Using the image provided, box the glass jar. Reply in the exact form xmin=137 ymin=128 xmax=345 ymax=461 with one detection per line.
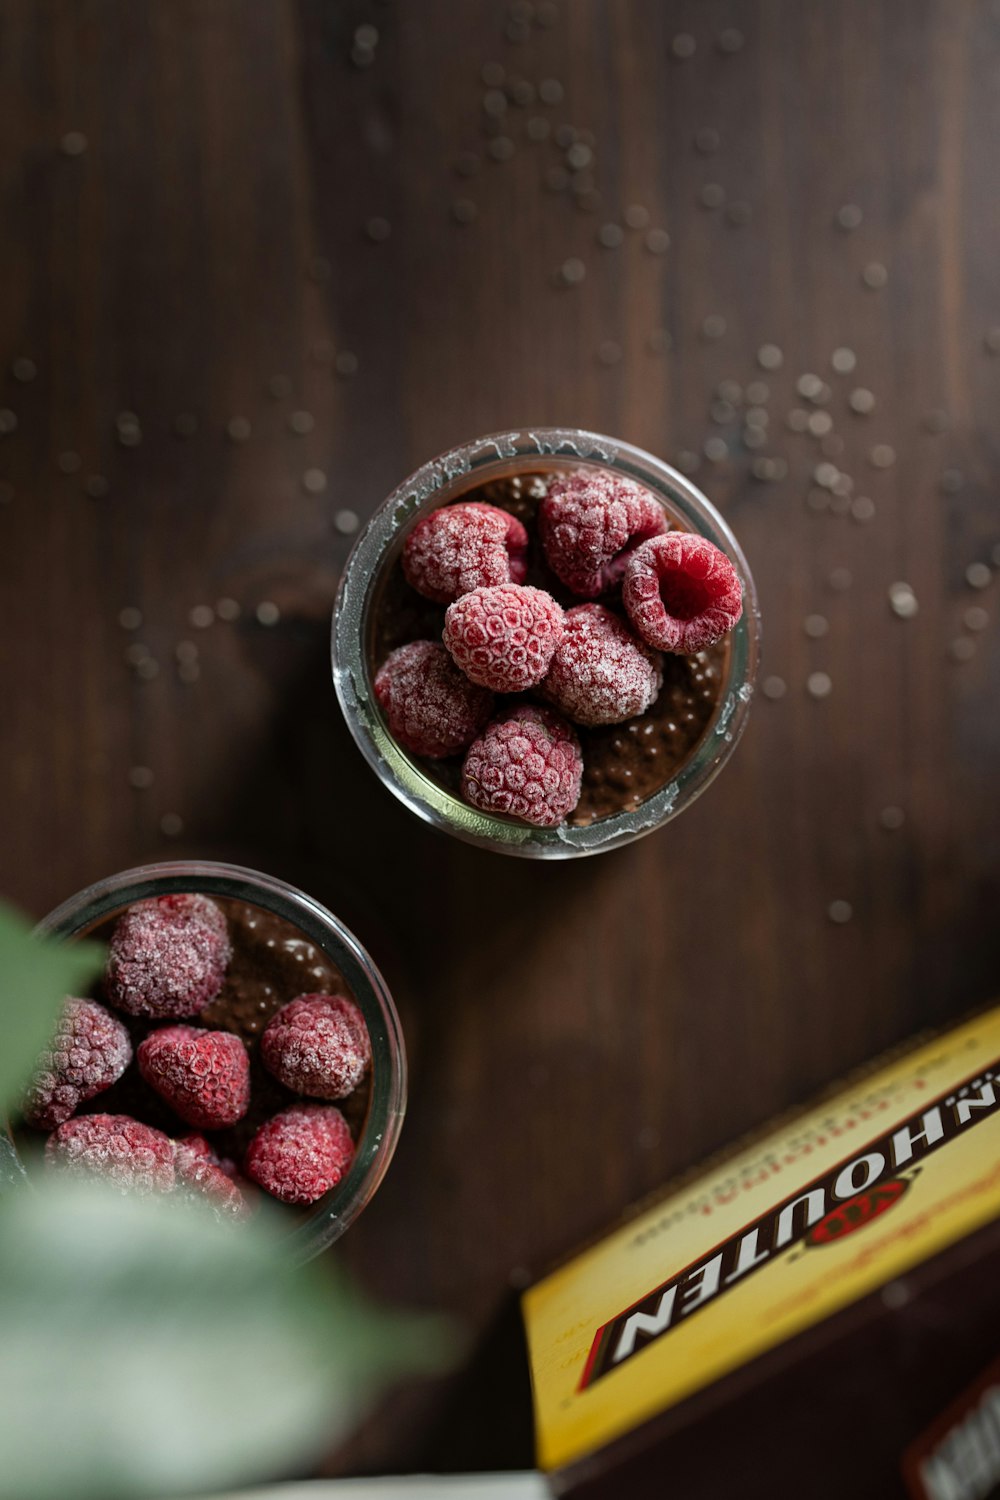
xmin=332 ymin=427 xmax=760 ymax=858
xmin=3 ymin=860 xmax=406 ymax=1260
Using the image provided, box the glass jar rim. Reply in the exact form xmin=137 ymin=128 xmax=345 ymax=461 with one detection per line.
xmin=11 ymin=859 xmax=406 ymax=1259
xmin=332 ymin=427 xmax=760 ymax=858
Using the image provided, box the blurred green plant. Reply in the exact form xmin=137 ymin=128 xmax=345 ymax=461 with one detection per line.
xmin=0 ymin=904 xmax=455 ymax=1500
xmin=0 ymin=903 xmax=104 ymax=1108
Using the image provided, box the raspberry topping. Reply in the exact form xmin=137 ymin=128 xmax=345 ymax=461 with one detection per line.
xmin=175 ymin=1131 xmax=238 ymax=1176
xmin=539 ymin=469 xmax=668 ymax=598
xmin=375 ymin=640 xmax=495 ymax=758
xmin=402 ymin=501 xmax=529 ymax=603
xmin=46 ymin=1113 xmax=176 ymax=1195
xmin=22 ymin=997 xmax=132 ymax=1131
xmin=461 ymin=704 xmax=583 ymax=827
xmin=542 ymin=604 xmax=664 ymax=726
xmin=622 ymin=533 xmax=743 ymax=653
xmin=137 ymin=1025 xmax=250 ymax=1129
xmin=174 ymin=1134 xmax=248 ymax=1219
xmin=105 ymin=894 xmax=232 ymax=1019
xmin=244 ymin=1103 xmax=355 ymax=1206
xmin=261 ymin=994 xmax=371 ymax=1101
xmin=443 ymin=584 xmax=565 ymax=692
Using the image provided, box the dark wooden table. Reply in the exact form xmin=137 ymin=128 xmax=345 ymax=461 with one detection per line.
xmin=2 ymin=0 xmax=998 ymax=1477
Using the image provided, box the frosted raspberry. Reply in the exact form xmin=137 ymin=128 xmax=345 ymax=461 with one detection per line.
xmin=443 ymin=584 xmax=565 ymax=692
xmin=174 ymin=1134 xmax=248 ymax=1219
xmin=105 ymin=894 xmax=232 ymax=1019
xmin=175 ymin=1132 xmax=238 ymax=1177
xmin=137 ymin=1025 xmax=250 ymax=1129
xmin=539 ymin=469 xmax=668 ymax=598
xmin=46 ymin=1113 xmax=176 ymax=1195
xmin=402 ymin=501 xmax=529 ymax=603
xmin=374 ymin=640 xmax=494 ymax=758
xmin=542 ymin=604 xmax=664 ymax=726
xmin=22 ymin=997 xmax=132 ymax=1131
xmin=244 ymin=1103 xmax=355 ymax=1205
xmin=623 ymin=533 xmax=743 ymax=653
xmin=261 ymin=994 xmax=371 ymax=1101
xmin=461 ymin=704 xmax=582 ymax=827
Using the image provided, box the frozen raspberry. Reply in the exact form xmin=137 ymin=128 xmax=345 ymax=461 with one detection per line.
xmin=375 ymin=640 xmax=495 ymax=758
xmin=623 ymin=532 xmax=743 ymax=653
xmin=175 ymin=1132 xmax=238 ymax=1177
xmin=402 ymin=502 xmax=529 ymax=604
xmin=105 ymin=894 xmax=231 ymax=1019
xmin=137 ymin=1025 xmax=250 ymax=1129
xmin=22 ymin=997 xmax=132 ymax=1131
xmin=444 ymin=584 xmax=565 ymax=692
xmin=244 ymin=1103 xmax=355 ymax=1206
xmin=461 ymin=704 xmax=582 ymax=827
xmin=261 ymin=993 xmax=371 ymax=1101
xmin=46 ymin=1113 xmax=176 ymax=1195
xmin=542 ymin=604 xmax=664 ymax=726
xmin=539 ymin=469 xmax=668 ymax=598
xmin=174 ymin=1134 xmax=248 ymax=1219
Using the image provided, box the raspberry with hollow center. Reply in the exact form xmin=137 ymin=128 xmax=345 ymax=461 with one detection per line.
xmin=461 ymin=703 xmax=583 ymax=827
xmin=105 ymin=894 xmax=232 ymax=1019
xmin=623 ymin=533 xmax=743 ymax=653
xmin=443 ymin=584 xmax=565 ymax=692
xmin=402 ymin=501 xmax=529 ymax=603
xmin=374 ymin=640 xmax=494 ymax=758
xmin=542 ymin=604 xmax=664 ymax=726
xmin=22 ymin=997 xmax=132 ymax=1131
xmin=244 ymin=1103 xmax=355 ymax=1205
xmin=137 ymin=1025 xmax=250 ymax=1129
xmin=46 ymin=1113 xmax=176 ymax=1195
xmin=261 ymin=993 xmax=371 ymax=1101
xmin=174 ymin=1134 xmax=248 ymax=1219
xmin=539 ymin=469 xmax=668 ymax=598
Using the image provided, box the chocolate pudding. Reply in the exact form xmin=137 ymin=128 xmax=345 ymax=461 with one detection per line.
xmin=19 ymin=899 xmax=371 ymax=1177
xmin=371 ymin=471 xmax=729 ymax=826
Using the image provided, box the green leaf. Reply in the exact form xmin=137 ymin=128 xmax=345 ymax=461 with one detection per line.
xmin=0 ymin=1178 xmax=457 ymax=1500
xmin=0 ymin=902 xmax=106 ymax=1115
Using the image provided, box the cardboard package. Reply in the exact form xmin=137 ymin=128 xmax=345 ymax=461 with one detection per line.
xmin=524 ymin=1007 xmax=1000 ymax=1499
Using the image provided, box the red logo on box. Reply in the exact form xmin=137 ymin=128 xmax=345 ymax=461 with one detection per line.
xmin=807 ymin=1178 xmax=909 ymax=1247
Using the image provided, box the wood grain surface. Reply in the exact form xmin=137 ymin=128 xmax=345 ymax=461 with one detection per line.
xmin=1 ymin=0 xmax=999 ymax=1476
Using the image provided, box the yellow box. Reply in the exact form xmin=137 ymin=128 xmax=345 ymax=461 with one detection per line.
xmin=523 ymin=1007 xmax=1000 ymax=1497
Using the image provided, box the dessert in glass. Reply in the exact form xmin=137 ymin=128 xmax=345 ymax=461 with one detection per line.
xmin=333 ymin=429 xmax=759 ymax=858
xmin=3 ymin=861 xmax=406 ymax=1259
